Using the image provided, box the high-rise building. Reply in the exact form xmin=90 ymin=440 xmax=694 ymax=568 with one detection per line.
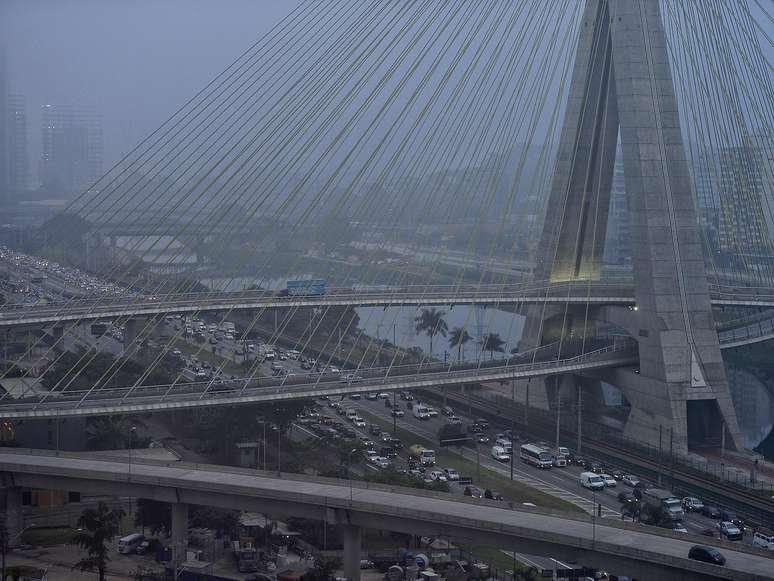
xmin=7 ymin=94 xmax=28 ymax=192
xmin=39 ymin=104 xmax=103 ymax=197
xmin=0 ymin=44 xmax=9 ymax=203
xmin=717 ymin=138 xmax=774 ymax=273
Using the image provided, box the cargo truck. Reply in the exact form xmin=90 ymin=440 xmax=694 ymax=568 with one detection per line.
xmin=640 ymin=488 xmax=684 ymax=525
xmin=409 ymin=444 xmax=436 ymax=466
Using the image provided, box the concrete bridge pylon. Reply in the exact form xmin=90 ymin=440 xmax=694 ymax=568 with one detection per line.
xmin=521 ymin=0 xmax=742 ymax=454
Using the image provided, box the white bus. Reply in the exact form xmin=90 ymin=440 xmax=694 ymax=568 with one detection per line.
xmin=520 ymin=444 xmax=553 ymax=469
xmin=118 ymin=533 xmax=145 ymax=554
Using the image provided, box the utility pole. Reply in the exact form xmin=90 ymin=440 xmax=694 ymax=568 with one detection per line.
xmin=555 ymin=394 xmax=561 ymax=449
xmin=657 ymin=425 xmax=663 ymax=487
xmin=576 ymin=384 xmax=582 ymax=454
xmin=524 ymin=379 xmax=530 ymax=428
xmin=393 ymin=391 xmax=397 ymax=435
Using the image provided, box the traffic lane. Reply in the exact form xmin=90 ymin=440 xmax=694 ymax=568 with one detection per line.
xmin=361 ymin=399 xmax=739 ymax=539
xmin=353 ymin=399 xmax=619 ymax=516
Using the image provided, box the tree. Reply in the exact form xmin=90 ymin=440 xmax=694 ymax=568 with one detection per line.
xmin=85 ymin=416 xmax=131 ymax=451
xmin=73 ymin=502 xmax=126 ymax=581
xmin=482 ymin=333 xmax=505 ymax=360
xmin=305 ymin=556 xmax=342 ymax=581
xmin=135 ymin=499 xmax=171 ymax=536
xmin=414 ymin=308 xmax=448 ymax=356
xmin=448 ymin=327 xmax=472 ymax=362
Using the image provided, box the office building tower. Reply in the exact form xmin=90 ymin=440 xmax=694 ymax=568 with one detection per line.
xmin=39 ymin=104 xmax=103 ymax=197
xmin=7 ymin=94 xmax=28 ymax=192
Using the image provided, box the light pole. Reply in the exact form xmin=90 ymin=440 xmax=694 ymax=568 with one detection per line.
xmin=347 ymin=448 xmax=358 ymax=504
xmin=129 ymin=425 xmax=136 ymax=516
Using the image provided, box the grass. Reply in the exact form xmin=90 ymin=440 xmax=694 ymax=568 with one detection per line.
xmin=22 ymin=527 xmax=77 ymax=547
xmin=357 ymin=409 xmax=583 ymax=513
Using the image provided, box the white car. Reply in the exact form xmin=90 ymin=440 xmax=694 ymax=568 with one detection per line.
xmin=353 ymin=418 xmax=366 ymax=428
xmin=622 ymin=474 xmax=640 ymax=487
xmin=600 ymin=474 xmax=617 ymax=487
xmin=682 ymin=497 xmax=704 ymax=512
xmin=718 ymin=521 xmax=742 ymax=541
xmin=444 ymin=468 xmax=460 ymax=481
xmin=427 ymin=469 xmax=447 ymax=482
xmin=330 ymin=366 xmax=341 ymax=374
xmin=427 ymin=408 xmax=439 ymax=418
xmin=377 ymin=392 xmax=390 ymax=399
xmin=340 ymin=373 xmax=362 ymax=384
xmin=370 ymin=456 xmax=390 ymax=469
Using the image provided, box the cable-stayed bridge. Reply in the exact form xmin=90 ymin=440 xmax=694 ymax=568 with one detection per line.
xmin=1 ymin=0 xmax=772 ymax=462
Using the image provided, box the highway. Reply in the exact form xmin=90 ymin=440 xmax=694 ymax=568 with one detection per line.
xmin=0 ymin=450 xmax=771 ymax=580
xmin=0 ymin=340 xmax=637 ymax=418
xmin=3 ymin=281 xmax=774 ymax=329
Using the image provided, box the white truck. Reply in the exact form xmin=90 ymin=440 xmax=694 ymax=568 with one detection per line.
xmin=413 ymin=403 xmax=431 ymax=420
xmin=409 ymin=444 xmax=436 ymax=466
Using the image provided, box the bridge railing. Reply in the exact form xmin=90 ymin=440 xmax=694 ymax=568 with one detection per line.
xmin=0 ymin=339 xmax=637 ymax=413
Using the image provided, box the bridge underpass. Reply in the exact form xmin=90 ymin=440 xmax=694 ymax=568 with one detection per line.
xmin=0 ymin=450 xmax=771 ymax=581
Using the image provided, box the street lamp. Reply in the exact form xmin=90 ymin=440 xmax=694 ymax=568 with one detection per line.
xmin=347 ymin=448 xmax=358 ymax=504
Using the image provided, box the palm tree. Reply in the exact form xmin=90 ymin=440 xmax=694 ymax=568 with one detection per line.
xmin=482 ymin=332 xmax=505 ymax=360
xmin=414 ymin=308 xmax=448 ymax=356
xmin=85 ymin=416 xmax=130 ymax=451
xmin=448 ymin=327 xmax=472 ymax=362
xmin=73 ymin=502 xmax=126 ymax=581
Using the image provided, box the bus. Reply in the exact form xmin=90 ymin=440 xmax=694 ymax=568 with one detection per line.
xmin=520 ymin=444 xmax=553 ymax=469
xmin=118 ymin=533 xmax=145 ymax=554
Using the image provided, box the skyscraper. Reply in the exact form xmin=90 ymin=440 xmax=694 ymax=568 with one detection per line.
xmin=7 ymin=94 xmax=28 ymax=192
xmin=0 ymin=44 xmax=9 ymax=204
xmin=39 ymin=104 xmax=103 ymax=197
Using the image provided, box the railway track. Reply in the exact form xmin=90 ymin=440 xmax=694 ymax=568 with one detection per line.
xmin=421 ymin=389 xmax=774 ymax=529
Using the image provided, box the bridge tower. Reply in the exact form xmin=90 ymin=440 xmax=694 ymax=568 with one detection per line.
xmin=523 ymin=0 xmax=743 ymax=454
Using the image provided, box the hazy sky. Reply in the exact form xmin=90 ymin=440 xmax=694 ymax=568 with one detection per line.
xmin=1 ymin=0 xmax=300 ymax=170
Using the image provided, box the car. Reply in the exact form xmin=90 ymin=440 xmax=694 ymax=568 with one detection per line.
xmin=448 ymin=415 xmax=463 ymax=425
xmin=473 ymin=418 xmax=489 ymax=429
xmin=391 ymin=409 xmax=404 ymax=418
xmin=444 ymin=468 xmax=460 ymax=481
xmin=353 ymin=418 xmax=366 ymax=428
xmin=617 ymin=492 xmax=636 ymax=505
xmin=348 ymin=393 xmax=361 ymax=399
xmin=611 ymin=469 xmax=625 ymax=481
xmin=427 ymin=470 xmax=447 ymax=482
xmin=469 ymin=424 xmax=484 ymax=434
xmin=381 ymin=432 xmax=392 ymax=442
xmin=341 ymin=373 xmax=363 ymax=384
xmin=570 ymin=455 xmax=586 ymax=466
xmin=701 ymin=504 xmax=722 ymax=519
xmin=366 ymin=393 xmax=378 ymax=400
xmin=622 ymin=474 xmax=641 ymax=487
xmin=688 ymin=545 xmax=726 ymax=566
xmin=719 ymin=510 xmax=745 ymax=532
xmin=476 ymin=435 xmax=490 ymax=444
xmin=427 ymin=408 xmax=438 ymax=418
xmin=442 ymin=406 xmax=454 ymax=416
xmin=718 ymin=521 xmax=743 ymax=541
xmin=600 ymin=474 xmax=617 ymax=487
xmin=484 ymin=489 xmax=504 ymax=501
xmin=682 ymin=497 xmax=704 ymax=512
xmin=464 ymin=485 xmax=482 ymax=498
xmin=377 ymin=392 xmax=390 ymax=399
xmin=752 ymin=531 xmax=774 ymax=550
xmin=330 ymin=366 xmax=341 ymax=374
xmin=370 ymin=456 xmax=390 ymax=469
xmin=669 ymin=522 xmax=688 ymax=534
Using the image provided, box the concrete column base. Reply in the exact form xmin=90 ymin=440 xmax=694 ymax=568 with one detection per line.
xmin=3 ymin=487 xmax=23 ymax=547
xmin=341 ymin=524 xmax=362 ymax=581
xmin=170 ymin=502 xmax=188 ymax=564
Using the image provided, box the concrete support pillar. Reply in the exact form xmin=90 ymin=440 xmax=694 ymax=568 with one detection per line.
xmin=123 ymin=319 xmax=140 ymax=349
xmin=170 ymin=503 xmax=188 ymax=564
xmin=341 ymin=524 xmax=362 ymax=581
xmin=3 ymin=487 xmax=23 ymax=547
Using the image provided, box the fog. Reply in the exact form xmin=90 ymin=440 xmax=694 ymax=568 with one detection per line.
xmin=1 ymin=0 xmax=300 ymax=168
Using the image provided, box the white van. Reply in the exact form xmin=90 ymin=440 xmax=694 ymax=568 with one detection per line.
xmin=753 ymin=531 xmax=774 ymax=550
xmin=413 ymin=404 xmax=430 ymax=420
xmin=345 ymin=409 xmax=358 ymax=421
xmin=491 ymin=445 xmax=511 ymax=462
xmin=118 ymin=533 xmax=145 ymax=554
xmin=579 ymin=472 xmax=605 ymax=491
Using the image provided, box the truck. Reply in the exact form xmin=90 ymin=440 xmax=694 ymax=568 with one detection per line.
xmin=409 ymin=444 xmax=436 ymax=466
xmin=232 ymin=537 xmax=258 ymax=573
xmin=412 ymin=403 xmax=431 ymax=420
xmin=285 ymin=279 xmax=326 ymax=296
xmin=640 ymin=488 xmax=684 ymax=525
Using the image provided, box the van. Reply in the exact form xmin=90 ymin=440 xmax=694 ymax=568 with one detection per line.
xmin=579 ymin=472 xmax=605 ymax=491
xmin=491 ymin=445 xmax=511 ymax=462
xmin=495 ymin=437 xmax=513 ymax=453
xmin=345 ymin=409 xmax=358 ymax=421
xmin=118 ymin=533 xmax=145 ymax=554
xmin=753 ymin=531 xmax=774 ymax=550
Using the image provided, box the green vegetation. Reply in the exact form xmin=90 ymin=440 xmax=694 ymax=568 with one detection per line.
xmin=358 ymin=410 xmax=582 ymax=513
xmin=73 ymin=502 xmax=126 ymax=581
xmin=415 ymin=308 xmax=448 ymax=355
xmin=449 ymin=327 xmax=472 ymax=361
xmin=21 ymin=526 xmax=77 ymax=547
xmin=40 ymin=348 xmax=182 ymax=392
xmin=365 ymin=466 xmax=450 ymax=492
